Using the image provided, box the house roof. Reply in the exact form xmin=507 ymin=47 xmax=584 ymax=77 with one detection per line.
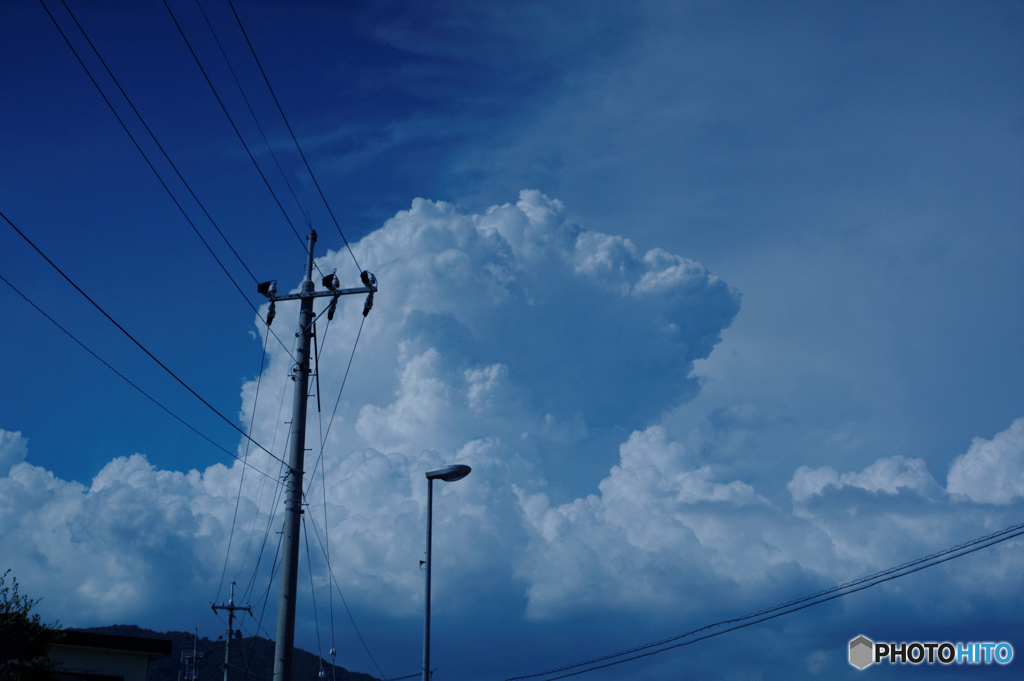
xmin=54 ymin=631 xmax=172 ymax=660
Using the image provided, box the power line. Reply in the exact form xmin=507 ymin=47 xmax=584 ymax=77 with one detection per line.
xmin=238 ymin=459 xmax=287 ymax=610
xmin=52 ymin=0 xmax=259 ymax=286
xmin=40 ymin=0 xmax=298 ymax=365
xmin=507 ymin=521 xmax=1024 ymax=680
xmin=239 ymin=463 xmax=286 ymax=607
xmin=298 ymin=314 xmax=367 ymax=681
xmin=193 ymin=0 xmax=305 ymax=221
xmin=242 ymin=517 xmax=287 ymax=680
xmin=236 ymin=361 xmax=296 ymax=605
xmin=304 ymin=315 xmax=365 ymax=498
xmin=161 ymin=0 xmax=318 ymax=264
xmin=302 ymin=514 xmax=326 ymax=678
xmin=216 ymin=326 xmax=274 ymax=605
xmin=1 ymin=208 xmax=293 ymax=474
xmin=225 ymin=0 xmax=362 ymax=274
xmin=0 ymin=270 xmax=278 ymax=484
xmin=316 ymin=318 xmax=342 ymax=681
xmin=304 ymin=510 xmax=390 ymax=681
xmin=308 ymin=316 xmax=340 ymax=681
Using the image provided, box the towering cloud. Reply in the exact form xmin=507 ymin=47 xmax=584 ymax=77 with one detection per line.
xmin=947 ymin=417 xmax=1024 ymax=505
xmin=278 ymin=189 xmax=741 ymax=478
xmin=0 ymin=193 xmax=1019 ymax=679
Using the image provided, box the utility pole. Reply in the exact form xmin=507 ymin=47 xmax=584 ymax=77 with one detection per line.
xmin=212 ymin=582 xmax=252 ymax=681
xmin=260 ymin=230 xmax=376 ymax=681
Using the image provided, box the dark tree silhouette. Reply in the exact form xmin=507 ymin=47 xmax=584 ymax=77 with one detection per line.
xmin=0 ymin=570 xmax=62 ymax=681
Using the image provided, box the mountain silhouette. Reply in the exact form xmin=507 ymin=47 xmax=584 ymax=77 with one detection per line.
xmin=71 ymin=625 xmax=382 ymax=681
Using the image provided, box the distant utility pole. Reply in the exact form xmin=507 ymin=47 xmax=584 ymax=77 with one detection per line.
xmin=212 ymin=582 xmax=252 ymax=681
xmin=259 ymin=230 xmax=376 ymax=681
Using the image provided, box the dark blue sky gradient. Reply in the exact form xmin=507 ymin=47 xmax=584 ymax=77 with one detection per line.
xmin=1 ymin=1 xmax=1022 ymax=679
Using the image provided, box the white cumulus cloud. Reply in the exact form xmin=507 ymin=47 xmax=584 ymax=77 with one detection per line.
xmin=299 ymin=189 xmax=741 ymax=476
xmin=788 ymin=455 xmax=943 ymax=505
xmin=947 ymin=417 xmax=1024 ymax=504
xmin=0 ymin=429 xmax=28 ymax=476
xmin=1 ymin=192 xmax=1019 ymax=678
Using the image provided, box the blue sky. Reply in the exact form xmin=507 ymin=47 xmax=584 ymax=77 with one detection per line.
xmin=1 ymin=1 xmax=1022 ymax=679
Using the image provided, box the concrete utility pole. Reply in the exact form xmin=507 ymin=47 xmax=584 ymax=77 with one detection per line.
xmin=261 ymin=231 xmax=376 ymax=681
xmin=212 ymin=582 xmax=252 ymax=681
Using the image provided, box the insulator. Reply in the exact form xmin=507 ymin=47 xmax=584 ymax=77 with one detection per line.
xmin=267 ymin=301 xmax=276 ymax=327
xmin=322 ymin=271 xmax=340 ymax=291
xmin=362 ymin=291 xmax=374 ymax=317
xmin=327 ymin=297 xmax=338 ymax=321
xmin=319 ymin=671 xmax=325 ymax=679
xmin=330 ymin=648 xmax=336 ymax=658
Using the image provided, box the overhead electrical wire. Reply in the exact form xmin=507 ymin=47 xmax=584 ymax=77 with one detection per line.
xmin=238 ymin=466 xmax=286 ymax=609
xmin=40 ymin=0 xmax=298 ymax=365
xmin=45 ymin=7 xmax=376 ymax=677
xmin=225 ymin=0 xmax=362 ymax=274
xmin=237 ymin=476 xmax=287 ymax=619
xmin=292 ymin=309 xmax=367 ymax=678
xmin=506 ymin=521 xmax=1024 ymax=680
xmin=302 ymin=514 xmax=327 ymax=679
xmin=230 ymin=295 xmax=364 ymax=673
xmin=235 ymin=396 xmax=291 ymax=602
xmin=234 ymin=333 xmax=307 ymax=614
xmin=23 ymin=10 xmax=1016 ymax=681
xmin=215 ymin=326 xmax=273 ymax=606
xmin=304 ymin=317 xmax=364 ymax=497
xmin=242 ymin=519 xmax=287 ymax=679
xmin=35 ymin=6 xmax=370 ymax=676
xmin=50 ymin=0 xmax=258 ymax=287
xmin=300 ymin=313 xmax=368 ymax=681
xmin=246 ymin=524 xmax=287 ymax=642
xmin=236 ymin=360 xmax=296 ymax=605
xmin=193 ymin=0 xmax=305 ymax=221
xmin=308 ymin=319 xmax=340 ymax=681
xmin=0 ymin=269 xmax=276 ymax=484
xmin=1 ymin=209 xmax=293 ymax=474
xmin=161 ymin=0 xmax=320 ymax=266
xmin=309 ymin=319 xmax=337 ymax=681
xmin=304 ymin=510 xmax=390 ymax=681
xmin=211 ymin=609 xmax=255 ymax=653
xmin=304 ymin=315 xmax=366 ymax=498
xmin=306 ymin=303 xmax=343 ymax=668
xmin=324 ymin=439 xmax=338 ymax=681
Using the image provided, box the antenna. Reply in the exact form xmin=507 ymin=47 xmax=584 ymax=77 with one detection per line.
xmin=180 ymin=629 xmax=203 ymax=681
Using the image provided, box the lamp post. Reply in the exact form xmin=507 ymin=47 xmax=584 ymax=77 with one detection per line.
xmin=422 ymin=464 xmax=471 ymax=681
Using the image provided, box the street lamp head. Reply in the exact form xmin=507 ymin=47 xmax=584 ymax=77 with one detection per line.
xmin=425 ymin=464 xmax=471 ymax=482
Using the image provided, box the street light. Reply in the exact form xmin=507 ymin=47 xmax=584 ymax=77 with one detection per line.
xmin=422 ymin=464 xmax=471 ymax=681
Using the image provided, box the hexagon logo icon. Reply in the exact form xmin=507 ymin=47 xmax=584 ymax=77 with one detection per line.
xmin=849 ymin=635 xmax=874 ymax=669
